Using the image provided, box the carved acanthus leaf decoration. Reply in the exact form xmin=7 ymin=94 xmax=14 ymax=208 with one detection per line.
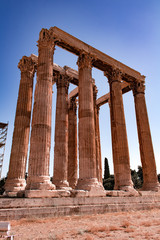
xmin=18 ymin=56 xmax=36 ymax=73
xmin=69 ymin=97 xmax=77 ymax=113
xmin=93 ymin=84 xmax=98 ymax=102
xmin=131 ymin=81 xmax=145 ymax=96
xmin=77 ymin=52 xmax=94 ymax=69
xmin=55 ymin=73 xmax=69 ymax=93
xmin=38 ymin=28 xmax=55 ymax=51
xmin=104 ymin=67 xmax=122 ymax=84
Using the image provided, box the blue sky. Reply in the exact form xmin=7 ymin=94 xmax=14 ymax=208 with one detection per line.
xmin=0 ymin=0 xmax=160 ymax=177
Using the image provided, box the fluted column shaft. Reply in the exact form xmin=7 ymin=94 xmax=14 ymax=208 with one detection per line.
xmin=26 ymin=29 xmax=55 ymax=190
xmin=68 ymin=97 xmax=78 ymax=189
xmin=77 ymin=53 xmax=100 ymax=190
xmin=93 ymin=85 xmax=102 ymax=183
xmin=96 ymin=107 xmax=102 ymax=182
xmin=132 ymin=81 xmax=159 ymax=190
xmin=105 ymin=68 xmax=133 ymax=190
xmin=53 ymin=74 xmax=70 ymax=189
xmin=5 ymin=56 xmax=36 ymax=194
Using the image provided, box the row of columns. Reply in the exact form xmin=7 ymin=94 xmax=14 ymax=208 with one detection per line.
xmin=105 ymin=68 xmax=159 ymax=190
xmin=5 ymin=53 xmax=104 ymax=195
xmin=5 ymin=29 xmax=159 ymax=196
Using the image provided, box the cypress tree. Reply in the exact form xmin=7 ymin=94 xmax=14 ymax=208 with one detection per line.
xmin=104 ymin=157 xmax=110 ymax=179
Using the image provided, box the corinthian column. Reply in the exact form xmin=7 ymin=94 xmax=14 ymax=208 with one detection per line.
xmin=68 ymin=97 xmax=78 ymax=189
xmin=132 ymin=80 xmax=159 ymax=191
xmin=93 ymin=85 xmax=102 ymax=183
xmin=26 ymin=29 xmax=55 ymax=191
xmin=76 ymin=52 xmax=104 ymax=193
xmin=53 ymin=74 xmax=70 ymax=190
xmin=105 ymin=67 xmax=134 ymax=191
xmin=5 ymin=56 xmax=36 ymax=196
xmin=97 ymin=107 xmax=102 ymax=183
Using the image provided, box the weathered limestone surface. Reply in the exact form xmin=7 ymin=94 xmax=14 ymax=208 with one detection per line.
xmin=68 ymin=97 xmax=78 ymax=189
xmin=1 ymin=194 xmax=160 ymax=220
xmin=26 ymin=29 xmax=55 ymax=191
xmin=52 ymin=74 xmax=70 ymax=189
xmin=96 ymin=82 xmax=130 ymax=107
xmin=132 ymin=81 xmax=159 ymax=191
xmin=31 ymin=54 xmax=79 ymax=86
xmin=5 ymin=56 xmax=36 ymax=195
xmin=25 ymin=189 xmax=71 ymax=198
xmin=96 ymin=107 xmax=102 ymax=183
xmin=68 ymin=86 xmax=78 ymax=99
xmin=105 ymin=67 xmax=134 ymax=191
xmin=76 ymin=53 xmax=104 ymax=194
xmin=49 ymin=27 xmax=143 ymax=80
xmin=93 ymin=85 xmax=102 ymax=183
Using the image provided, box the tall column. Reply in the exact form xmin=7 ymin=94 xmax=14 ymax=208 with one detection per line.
xmin=68 ymin=97 xmax=78 ymax=189
xmin=5 ymin=56 xmax=36 ymax=195
xmin=53 ymin=74 xmax=70 ymax=189
xmin=105 ymin=67 xmax=134 ymax=191
xmin=96 ymin=106 xmax=103 ymax=183
xmin=132 ymin=80 xmax=159 ymax=191
xmin=93 ymin=85 xmax=102 ymax=183
xmin=26 ymin=29 xmax=55 ymax=191
xmin=76 ymin=52 xmax=104 ymax=192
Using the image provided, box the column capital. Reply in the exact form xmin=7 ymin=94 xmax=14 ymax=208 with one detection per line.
xmin=55 ymin=73 xmax=69 ymax=92
xmin=104 ymin=67 xmax=122 ymax=84
xmin=131 ymin=81 xmax=145 ymax=96
xmin=96 ymin=105 xmax=100 ymax=116
xmin=18 ymin=56 xmax=36 ymax=74
xmin=93 ymin=84 xmax=98 ymax=102
xmin=69 ymin=97 xmax=77 ymax=113
xmin=38 ymin=28 xmax=55 ymax=52
xmin=77 ymin=52 xmax=93 ymax=70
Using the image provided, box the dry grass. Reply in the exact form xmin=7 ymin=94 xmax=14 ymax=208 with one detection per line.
xmin=124 ymin=228 xmax=135 ymax=233
xmin=108 ymin=225 xmax=122 ymax=231
xmin=85 ymin=236 xmax=94 ymax=240
xmin=11 ymin=217 xmax=58 ymax=227
xmin=120 ymin=220 xmax=131 ymax=228
xmin=140 ymin=220 xmax=153 ymax=227
xmin=86 ymin=225 xmax=109 ymax=233
xmin=10 ymin=208 xmax=160 ymax=240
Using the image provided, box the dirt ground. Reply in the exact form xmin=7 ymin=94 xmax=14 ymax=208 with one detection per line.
xmin=9 ymin=208 xmax=160 ymax=239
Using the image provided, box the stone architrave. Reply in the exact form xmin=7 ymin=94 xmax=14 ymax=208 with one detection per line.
xmin=132 ymin=80 xmax=159 ymax=190
xmin=5 ymin=56 xmax=36 ymax=196
xmin=93 ymin=85 xmax=102 ymax=183
xmin=53 ymin=74 xmax=70 ymax=189
xmin=105 ymin=67 xmax=134 ymax=191
xmin=26 ymin=29 xmax=55 ymax=191
xmin=76 ymin=52 xmax=104 ymax=193
xmin=68 ymin=97 xmax=78 ymax=189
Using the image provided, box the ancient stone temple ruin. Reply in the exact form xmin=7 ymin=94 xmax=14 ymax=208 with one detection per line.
xmin=5 ymin=27 xmax=159 ymax=198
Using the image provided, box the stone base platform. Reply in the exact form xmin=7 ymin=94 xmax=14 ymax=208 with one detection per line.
xmin=1 ymin=192 xmax=160 ymax=220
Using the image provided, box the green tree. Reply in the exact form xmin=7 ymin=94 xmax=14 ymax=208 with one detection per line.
xmin=103 ymin=175 xmax=115 ymax=190
xmin=0 ymin=177 xmax=7 ymax=195
xmin=157 ymin=174 xmax=160 ymax=183
xmin=104 ymin=157 xmax=110 ymax=179
xmin=103 ymin=158 xmax=114 ymax=190
xmin=131 ymin=169 xmax=143 ymax=189
xmin=137 ymin=166 xmax=143 ymax=183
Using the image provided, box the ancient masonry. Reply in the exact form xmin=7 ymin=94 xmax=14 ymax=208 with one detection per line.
xmin=5 ymin=27 xmax=159 ymax=198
